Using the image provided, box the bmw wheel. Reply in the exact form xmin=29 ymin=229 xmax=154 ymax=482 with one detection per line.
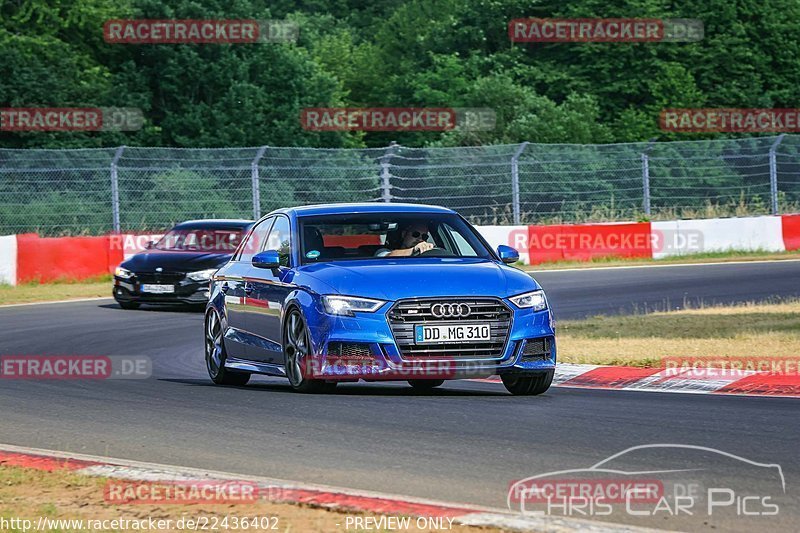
xmin=501 ymin=370 xmax=553 ymax=396
xmin=284 ymin=309 xmax=336 ymax=393
xmin=205 ymin=309 xmax=250 ymax=386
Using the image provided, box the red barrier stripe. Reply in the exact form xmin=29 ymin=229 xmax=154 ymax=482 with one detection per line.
xmin=16 ymin=233 xmax=118 ymax=283
xmin=0 ymin=451 xmax=99 ymax=471
xmin=716 ymin=374 xmax=800 ymax=397
xmin=780 ymin=214 xmax=800 ymax=251
xmin=275 ymin=489 xmax=476 ymax=518
xmin=561 ymin=366 xmax=663 ymax=388
xmin=527 ymin=222 xmax=652 ymax=264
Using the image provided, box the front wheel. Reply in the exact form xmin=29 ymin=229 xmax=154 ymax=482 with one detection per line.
xmin=118 ymin=301 xmax=140 ymax=310
xmin=205 ymin=309 xmax=250 ymax=386
xmin=284 ymin=309 xmax=336 ymax=393
xmin=501 ymin=370 xmax=553 ymax=396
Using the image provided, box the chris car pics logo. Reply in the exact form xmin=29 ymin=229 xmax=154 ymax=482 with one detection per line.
xmin=508 ymin=444 xmax=785 ymax=519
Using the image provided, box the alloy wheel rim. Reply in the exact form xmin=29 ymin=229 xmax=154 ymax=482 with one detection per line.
xmin=286 ymin=312 xmax=308 ymax=386
xmin=205 ymin=311 xmax=223 ymax=377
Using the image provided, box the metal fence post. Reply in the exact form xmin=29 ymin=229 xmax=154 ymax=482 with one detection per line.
xmin=511 ymin=142 xmax=529 ymax=225
xmin=251 ymin=146 xmax=268 ymax=220
xmin=380 ymin=142 xmax=397 ymax=202
xmin=110 ymin=146 xmax=126 ymax=233
xmin=641 ymin=139 xmax=657 ymax=217
xmin=769 ymin=134 xmax=786 ymax=215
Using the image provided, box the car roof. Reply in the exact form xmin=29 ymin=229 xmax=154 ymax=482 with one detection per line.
xmin=171 ymin=219 xmax=254 ymax=230
xmin=274 ymin=203 xmax=455 ymax=217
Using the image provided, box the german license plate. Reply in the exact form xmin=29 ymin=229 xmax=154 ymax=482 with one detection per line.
xmin=140 ymin=284 xmax=174 ymax=294
xmin=414 ymin=324 xmax=491 ymax=344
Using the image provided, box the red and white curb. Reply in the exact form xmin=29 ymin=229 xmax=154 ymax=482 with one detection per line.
xmin=0 ymin=443 xmax=661 ymax=533
xmin=477 ymin=363 xmax=800 ymax=397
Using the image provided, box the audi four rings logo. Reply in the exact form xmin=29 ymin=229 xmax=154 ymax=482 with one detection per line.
xmin=431 ymin=303 xmax=471 ymax=318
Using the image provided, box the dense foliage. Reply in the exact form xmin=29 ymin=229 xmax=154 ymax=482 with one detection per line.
xmin=3 ymin=0 xmax=800 ymax=149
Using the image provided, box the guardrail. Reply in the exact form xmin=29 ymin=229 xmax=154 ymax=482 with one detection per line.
xmin=3 ymin=215 xmax=799 ymax=285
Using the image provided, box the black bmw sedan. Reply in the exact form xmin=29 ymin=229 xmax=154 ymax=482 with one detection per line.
xmin=113 ymin=219 xmax=253 ymax=309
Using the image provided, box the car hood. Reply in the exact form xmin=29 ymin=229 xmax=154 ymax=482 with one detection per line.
xmin=297 ymin=258 xmax=539 ymax=300
xmin=121 ymin=250 xmax=232 ymax=273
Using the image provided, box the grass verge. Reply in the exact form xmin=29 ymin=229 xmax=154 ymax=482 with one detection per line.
xmin=0 ymin=465 xmax=495 ymax=533
xmin=0 ymin=276 xmax=111 ymax=305
xmin=557 ymin=299 xmax=800 ymax=366
xmin=521 ymin=250 xmax=800 ymax=271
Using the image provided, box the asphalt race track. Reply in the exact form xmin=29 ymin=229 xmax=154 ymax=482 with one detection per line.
xmin=1 ymin=260 xmax=799 ymax=531
xmin=535 ymin=259 xmax=800 ymax=319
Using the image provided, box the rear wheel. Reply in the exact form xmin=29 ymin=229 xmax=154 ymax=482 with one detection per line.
xmin=408 ymin=379 xmax=445 ymax=390
xmin=205 ymin=309 xmax=250 ymax=386
xmin=501 ymin=370 xmax=553 ymax=396
xmin=284 ymin=309 xmax=336 ymax=393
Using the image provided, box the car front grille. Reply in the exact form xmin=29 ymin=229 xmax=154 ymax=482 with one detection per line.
xmin=135 ymin=272 xmax=186 ymax=284
xmin=387 ymin=298 xmax=512 ymax=360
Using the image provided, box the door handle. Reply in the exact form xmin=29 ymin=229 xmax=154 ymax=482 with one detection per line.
xmin=220 ymin=282 xmax=229 ymax=293
xmin=244 ymin=283 xmax=254 ymax=295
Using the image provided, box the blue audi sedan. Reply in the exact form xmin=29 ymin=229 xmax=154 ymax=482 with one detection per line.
xmin=204 ymin=203 xmax=556 ymax=395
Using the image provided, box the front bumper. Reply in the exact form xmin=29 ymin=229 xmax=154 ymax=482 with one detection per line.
xmin=113 ymin=276 xmax=211 ymax=305
xmin=304 ymin=300 xmax=556 ymax=381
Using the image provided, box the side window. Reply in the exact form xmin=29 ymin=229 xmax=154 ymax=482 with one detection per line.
xmin=238 ymin=217 xmax=274 ymax=262
xmin=441 ymin=223 xmax=478 ymax=256
xmin=265 ymin=216 xmax=292 ymax=266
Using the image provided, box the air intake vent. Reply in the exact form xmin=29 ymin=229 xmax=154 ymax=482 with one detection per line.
xmin=521 ymin=337 xmax=551 ymax=361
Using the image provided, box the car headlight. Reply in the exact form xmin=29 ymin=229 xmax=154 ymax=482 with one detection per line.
xmin=509 ymin=290 xmax=548 ymax=311
xmin=115 ymin=266 xmax=134 ymax=280
xmin=186 ymin=268 xmax=218 ymax=281
xmin=322 ymin=295 xmax=385 ymax=316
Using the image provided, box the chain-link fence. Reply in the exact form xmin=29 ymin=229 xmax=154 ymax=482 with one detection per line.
xmin=2 ymin=136 xmax=799 ymax=235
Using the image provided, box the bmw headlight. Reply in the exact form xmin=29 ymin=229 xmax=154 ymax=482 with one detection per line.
xmin=187 ymin=268 xmax=218 ymax=282
xmin=509 ymin=290 xmax=548 ymax=311
xmin=322 ymin=295 xmax=385 ymax=317
xmin=114 ymin=266 xmax=134 ymax=280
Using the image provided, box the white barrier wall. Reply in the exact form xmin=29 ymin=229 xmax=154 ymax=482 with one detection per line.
xmin=652 ymin=216 xmax=786 ymax=259
xmin=475 ymin=225 xmax=529 ymax=264
xmin=0 ymin=235 xmax=17 ymax=286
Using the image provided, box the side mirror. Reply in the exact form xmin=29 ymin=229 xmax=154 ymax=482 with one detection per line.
xmin=252 ymin=250 xmax=281 ymax=269
xmin=144 ymin=240 xmax=155 ymax=250
xmin=497 ymin=245 xmax=519 ymax=264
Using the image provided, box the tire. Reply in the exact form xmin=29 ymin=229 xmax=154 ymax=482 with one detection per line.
xmin=284 ymin=308 xmax=336 ymax=393
xmin=205 ymin=309 xmax=250 ymax=386
xmin=408 ymin=379 xmax=445 ymax=390
xmin=501 ymin=370 xmax=553 ymax=396
xmin=118 ymin=301 xmax=140 ymax=310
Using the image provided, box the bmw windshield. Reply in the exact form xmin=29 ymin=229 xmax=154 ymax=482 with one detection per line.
xmin=153 ymin=228 xmax=245 ymax=252
xmin=299 ymin=213 xmax=493 ymax=263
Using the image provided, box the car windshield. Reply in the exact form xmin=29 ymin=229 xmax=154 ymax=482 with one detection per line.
xmin=299 ymin=213 xmax=492 ymax=263
xmin=154 ymin=228 xmax=245 ymax=252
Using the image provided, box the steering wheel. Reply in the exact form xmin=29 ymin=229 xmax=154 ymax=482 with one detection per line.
xmin=417 ymin=247 xmax=456 ymax=257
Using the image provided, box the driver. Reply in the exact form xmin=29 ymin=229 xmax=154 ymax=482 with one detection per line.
xmin=375 ymin=222 xmax=435 ymax=257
